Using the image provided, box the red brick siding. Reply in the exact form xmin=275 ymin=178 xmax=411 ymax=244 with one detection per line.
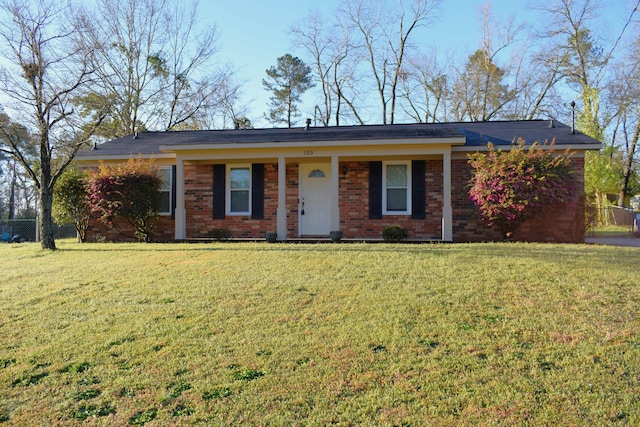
xmin=185 ymin=163 xmax=278 ymax=238
xmin=86 ymin=155 xmax=586 ymax=243
xmin=81 ymin=163 xmax=176 ymax=242
xmin=286 ymin=163 xmax=299 ymax=236
xmin=185 ymin=163 xmax=213 ymax=236
xmin=512 ymin=158 xmax=585 ymax=242
xmin=338 ymin=161 xmax=443 ymax=240
xmin=86 ymin=216 xmax=175 ymax=242
xmin=451 ymin=158 xmax=504 ymax=242
xmin=451 ymin=157 xmax=586 ymax=243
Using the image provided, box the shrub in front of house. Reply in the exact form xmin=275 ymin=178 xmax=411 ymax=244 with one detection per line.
xmin=53 ymin=166 xmax=91 ymax=243
xmin=206 ymin=228 xmax=232 ymax=241
xmin=87 ymin=158 xmax=162 ymax=243
xmin=468 ymin=140 xmax=575 ymax=240
xmin=382 ymin=225 xmax=409 ymax=242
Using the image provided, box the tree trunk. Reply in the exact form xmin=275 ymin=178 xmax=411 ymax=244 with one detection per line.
xmin=39 ymin=136 xmax=56 ymax=250
xmin=287 ymin=90 xmax=293 ymax=128
xmin=8 ymin=160 xmax=17 ymax=219
xmin=39 ymin=185 xmax=56 ymax=250
xmin=617 ymin=121 xmax=639 ymax=207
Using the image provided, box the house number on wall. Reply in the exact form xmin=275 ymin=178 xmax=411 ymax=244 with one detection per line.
xmin=304 ymin=150 xmax=314 ymax=156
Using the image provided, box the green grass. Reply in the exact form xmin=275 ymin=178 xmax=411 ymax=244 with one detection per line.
xmin=0 ymin=240 xmax=639 ymax=426
xmin=588 ymin=224 xmax=635 ymax=237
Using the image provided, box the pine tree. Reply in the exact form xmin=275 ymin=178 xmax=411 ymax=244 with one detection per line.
xmin=262 ymin=54 xmax=314 ymax=128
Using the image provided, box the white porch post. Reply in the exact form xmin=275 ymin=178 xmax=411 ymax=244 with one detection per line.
xmin=331 ymin=155 xmax=341 ymax=231
xmin=442 ymin=151 xmax=453 ymax=241
xmin=277 ymin=156 xmax=287 ymax=241
xmin=174 ymin=158 xmax=186 ymax=240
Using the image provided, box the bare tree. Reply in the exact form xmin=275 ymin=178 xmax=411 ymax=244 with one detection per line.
xmin=79 ymin=0 xmax=168 ymax=137
xmin=0 ymin=0 xmax=103 ymax=249
xmin=534 ymin=0 xmax=608 ymax=138
xmin=398 ymin=50 xmax=449 ymax=123
xmin=0 ymin=114 xmax=36 ymax=219
xmin=293 ymin=0 xmax=441 ymax=125
xmin=507 ymin=46 xmax=565 ymax=120
xmin=292 ymin=12 xmax=334 ymax=126
xmin=149 ymin=1 xmax=232 ymax=131
xmin=607 ymin=34 xmax=640 ymax=206
xmin=292 ymin=10 xmax=365 ymax=126
xmin=79 ymin=0 xmax=236 ymax=137
xmin=534 ymin=0 xmax=640 ymax=210
xmin=449 ymin=4 xmax=521 ymax=122
xmin=0 ymin=157 xmax=37 ymax=219
xmin=342 ymin=0 xmax=440 ymax=124
xmin=184 ymin=72 xmax=251 ymax=130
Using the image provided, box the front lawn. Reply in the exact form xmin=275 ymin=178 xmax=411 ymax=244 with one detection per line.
xmin=0 ymin=241 xmax=638 ymax=426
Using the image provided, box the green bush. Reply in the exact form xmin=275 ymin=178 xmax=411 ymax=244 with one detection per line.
xmin=382 ymin=225 xmax=408 ymax=242
xmin=207 ymin=228 xmax=232 ymax=241
xmin=53 ymin=166 xmax=91 ymax=243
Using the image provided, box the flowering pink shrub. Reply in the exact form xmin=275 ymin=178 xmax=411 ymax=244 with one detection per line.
xmin=468 ymin=139 xmax=575 ymax=239
xmin=87 ymin=159 xmax=162 ymax=242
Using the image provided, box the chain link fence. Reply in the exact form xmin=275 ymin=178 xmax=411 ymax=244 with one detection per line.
xmin=0 ymin=219 xmax=76 ymax=242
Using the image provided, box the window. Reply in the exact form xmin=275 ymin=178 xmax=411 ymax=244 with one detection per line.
xmin=227 ymin=165 xmax=251 ymax=215
xmin=383 ymin=162 xmax=411 ymax=214
xmin=159 ymin=167 xmax=172 ymax=215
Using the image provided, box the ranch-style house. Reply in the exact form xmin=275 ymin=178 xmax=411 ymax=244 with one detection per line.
xmin=75 ymin=120 xmax=601 ymax=243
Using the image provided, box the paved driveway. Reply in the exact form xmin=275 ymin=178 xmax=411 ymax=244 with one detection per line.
xmin=585 ymin=236 xmax=640 ymax=247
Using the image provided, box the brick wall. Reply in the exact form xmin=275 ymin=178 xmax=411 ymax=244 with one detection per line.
xmin=185 ymin=163 xmax=278 ymax=238
xmin=185 ymin=160 xmax=446 ymax=240
xmin=451 ymin=157 xmax=586 ymax=243
xmin=86 ymin=155 xmax=587 ymax=243
xmin=511 ymin=158 xmax=585 ymax=243
xmin=82 ymin=164 xmax=176 ymax=242
xmin=338 ymin=161 xmax=443 ymax=240
xmin=286 ymin=163 xmax=299 ymax=237
xmin=86 ymin=216 xmax=175 ymax=242
xmin=451 ymin=158 xmax=504 ymax=242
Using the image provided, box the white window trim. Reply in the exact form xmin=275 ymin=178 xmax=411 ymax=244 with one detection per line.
xmin=226 ymin=164 xmax=252 ymax=216
xmin=382 ymin=161 xmax=412 ymax=215
xmin=159 ymin=166 xmax=172 ymax=216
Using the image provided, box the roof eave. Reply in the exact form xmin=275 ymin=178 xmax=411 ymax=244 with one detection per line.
xmin=451 ymin=142 xmax=602 ymax=152
xmin=75 ymin=153 xmax=175 ymax=162
xmin=159 ymin=137 xmax=467 ymax=153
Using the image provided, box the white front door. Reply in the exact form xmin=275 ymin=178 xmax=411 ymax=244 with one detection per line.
xmin=299 ymin=164 xmax=332 ymax=236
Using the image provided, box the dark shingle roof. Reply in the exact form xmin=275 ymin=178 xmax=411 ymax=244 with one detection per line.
xmin=75 ymin=120 xmax=600 ymax=160
xmin=447 ymin=120 xmax=593 ymax=147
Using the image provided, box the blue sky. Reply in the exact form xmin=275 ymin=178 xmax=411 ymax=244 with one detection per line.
xmin=202 ymin=0 xmax=636 ymax=126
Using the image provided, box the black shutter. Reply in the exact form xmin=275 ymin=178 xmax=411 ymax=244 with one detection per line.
xmin=171 ymin=165 xmax=177 ymax=219
xmin=212 ymin=164 xmax=225 ymax=219
xmin=411 ymin=160 xmax=426 ymax=220
xmin=251 ymin=163 xmax=264 ymax=219
xmin=369 ymin=161 xmax=382 ymax=219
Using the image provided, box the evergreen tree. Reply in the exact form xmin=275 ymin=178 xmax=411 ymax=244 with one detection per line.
xmin=262 ymin=54 xmax=314 ymax=128
xmin=452 ymin=49 xmax=513 ymax=121
xmin=52 ymin=167 xmax=91 ymax=243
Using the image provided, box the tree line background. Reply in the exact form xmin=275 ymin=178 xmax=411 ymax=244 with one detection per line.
xmin=0 ymin=0 xmax=638 ymax=248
